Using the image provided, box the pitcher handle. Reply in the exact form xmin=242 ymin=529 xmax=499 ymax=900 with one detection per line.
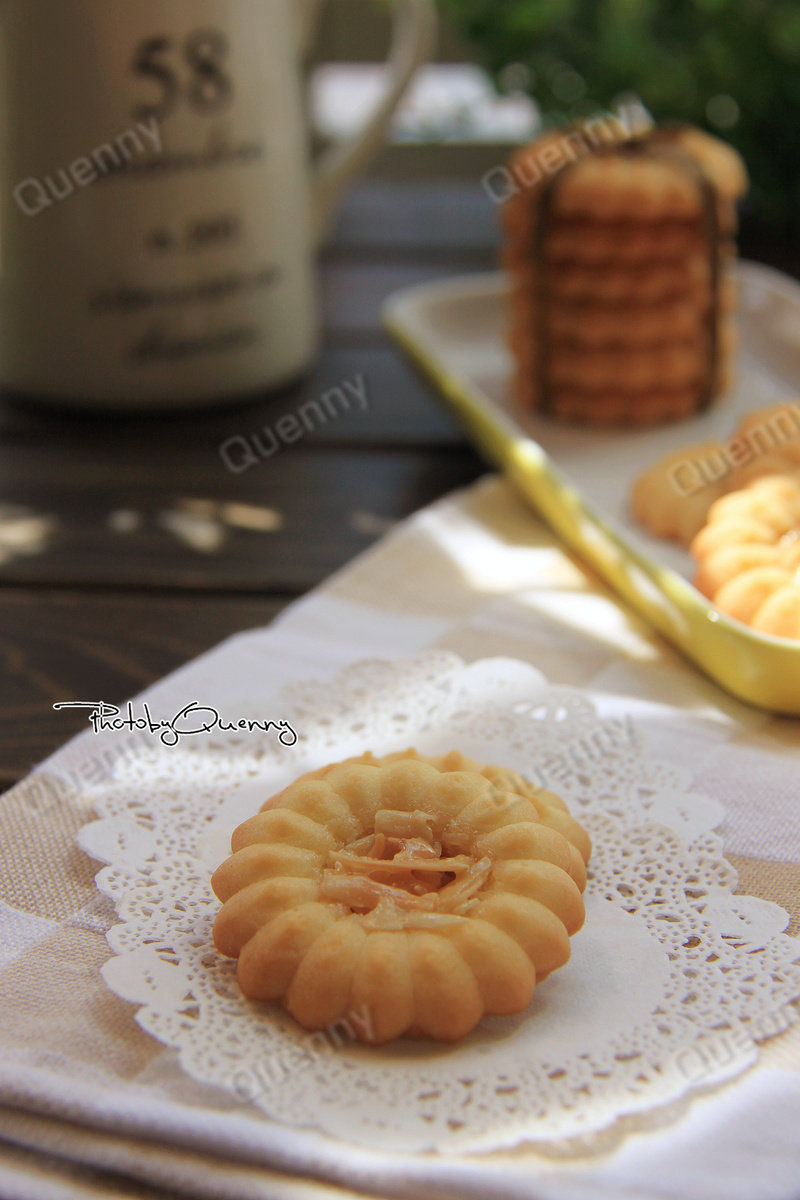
xmin=309 ymin=0 xmax=437 ymax=246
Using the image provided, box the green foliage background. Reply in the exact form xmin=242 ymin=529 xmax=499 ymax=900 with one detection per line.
xmin=440 ymin=0 xmax=800 ymax=228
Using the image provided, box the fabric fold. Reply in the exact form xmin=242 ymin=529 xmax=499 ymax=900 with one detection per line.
xmin=1 ymin=476 xmax=798 ymax=1200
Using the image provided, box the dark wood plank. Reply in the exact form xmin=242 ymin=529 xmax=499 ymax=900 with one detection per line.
xmin=0 ymin=590 xmax=291 ymax=786
xmin=326 ymin=180 xmax=500 ymax=256
xmin=0 ymin=349 xmax=466 ymax=445
xmin=320 ymin=261 xmax=494 ymax=336
xmin=0 ymin=444 xmax=486 ymax=592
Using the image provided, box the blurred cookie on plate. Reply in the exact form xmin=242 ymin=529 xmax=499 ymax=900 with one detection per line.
xmin=503 ymin=122 xmax=748 ymax=427
xmin=631 ymin=400 xmax=800 ymax=543
xmin=691 ymin=474 xmax=800 ymax=638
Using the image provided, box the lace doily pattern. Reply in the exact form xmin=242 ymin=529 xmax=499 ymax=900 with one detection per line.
xmin=78 ymin=654 xmax=800 ymax=1153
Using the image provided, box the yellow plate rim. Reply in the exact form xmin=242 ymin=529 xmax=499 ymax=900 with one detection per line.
xmin=383 ymin=276 xmax=800 ymax=718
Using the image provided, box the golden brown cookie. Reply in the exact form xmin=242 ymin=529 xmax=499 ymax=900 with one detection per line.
xmin=504 ymin=212 xmax=739 ymax=265
xmin=503 ymin=124 xmax=745 ymax=216
xmin=509 ymin=251 xmax=732 ymax=306
xmin=543 ymin=219 xmax=723 ymax=265
xmin=505 ymin=125 xmax=746 ymax=222
xmin=504 ymin=204 xmax=740 ymax=268
xmin=631 ymin=401 xmax=800 ymax=543
xmin=726 ymin=403 xmax=800 ymax=487
xmin=515 ymin=377 xmax=731 ymax=428
xmin=691 ymin=475 xmax=800 ymax=638
xmin=510 ymin=323 xmax=736 ymax=392
xmin=631 ymin=440 xmax=732 ymax=541
xmin=524 ymin=283 xmax=738 ymax=348
xmin=503 ymin=123 xmax=747 ymax=426
xmin=212 ymin=749 xmax=591 ymax=1045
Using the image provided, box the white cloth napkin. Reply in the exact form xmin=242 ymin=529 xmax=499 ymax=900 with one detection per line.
xmin=1 ymin=475 xmax=798 ymax=1200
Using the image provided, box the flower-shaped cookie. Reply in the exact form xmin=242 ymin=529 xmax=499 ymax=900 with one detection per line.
xmin=692 ymin=474 xmax=800 ymax=637
xmin=631 ymin=401 xmax=800 ymax=544
xmin=212 ymin=750 xmax=591 ymax=1044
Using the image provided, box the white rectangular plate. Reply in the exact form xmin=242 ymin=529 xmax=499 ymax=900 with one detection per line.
xmin=384 ymin=262 xmax=800 ymax=715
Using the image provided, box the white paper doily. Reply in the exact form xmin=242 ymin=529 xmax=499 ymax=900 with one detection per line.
xmin=77 ymin=654 xmax=800 ymax=1153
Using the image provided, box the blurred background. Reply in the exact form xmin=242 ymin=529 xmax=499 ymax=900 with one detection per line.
xmin=312 ymin=0 xmax=800 ymax=261
xmin=3 ymin=0 xmax=799 ymax=781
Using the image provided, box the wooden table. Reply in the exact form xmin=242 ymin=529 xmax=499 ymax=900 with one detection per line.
xmin=0 ymin=180 xmax=496 ymax=790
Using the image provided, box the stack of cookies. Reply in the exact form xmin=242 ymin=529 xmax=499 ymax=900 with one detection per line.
xmin=503 ymin=123 xmax=748 ymax=426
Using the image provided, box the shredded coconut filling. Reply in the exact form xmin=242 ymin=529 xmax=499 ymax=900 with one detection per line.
xmin=319 ymin=807 xmax=493 ymax=925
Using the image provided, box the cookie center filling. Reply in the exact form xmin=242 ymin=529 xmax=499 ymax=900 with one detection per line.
xmin=319 ymin=808 xmax=491 ymax=927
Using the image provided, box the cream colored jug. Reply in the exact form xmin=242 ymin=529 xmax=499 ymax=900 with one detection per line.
xmin=0 ymin=0 xmax=436 ymax=408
